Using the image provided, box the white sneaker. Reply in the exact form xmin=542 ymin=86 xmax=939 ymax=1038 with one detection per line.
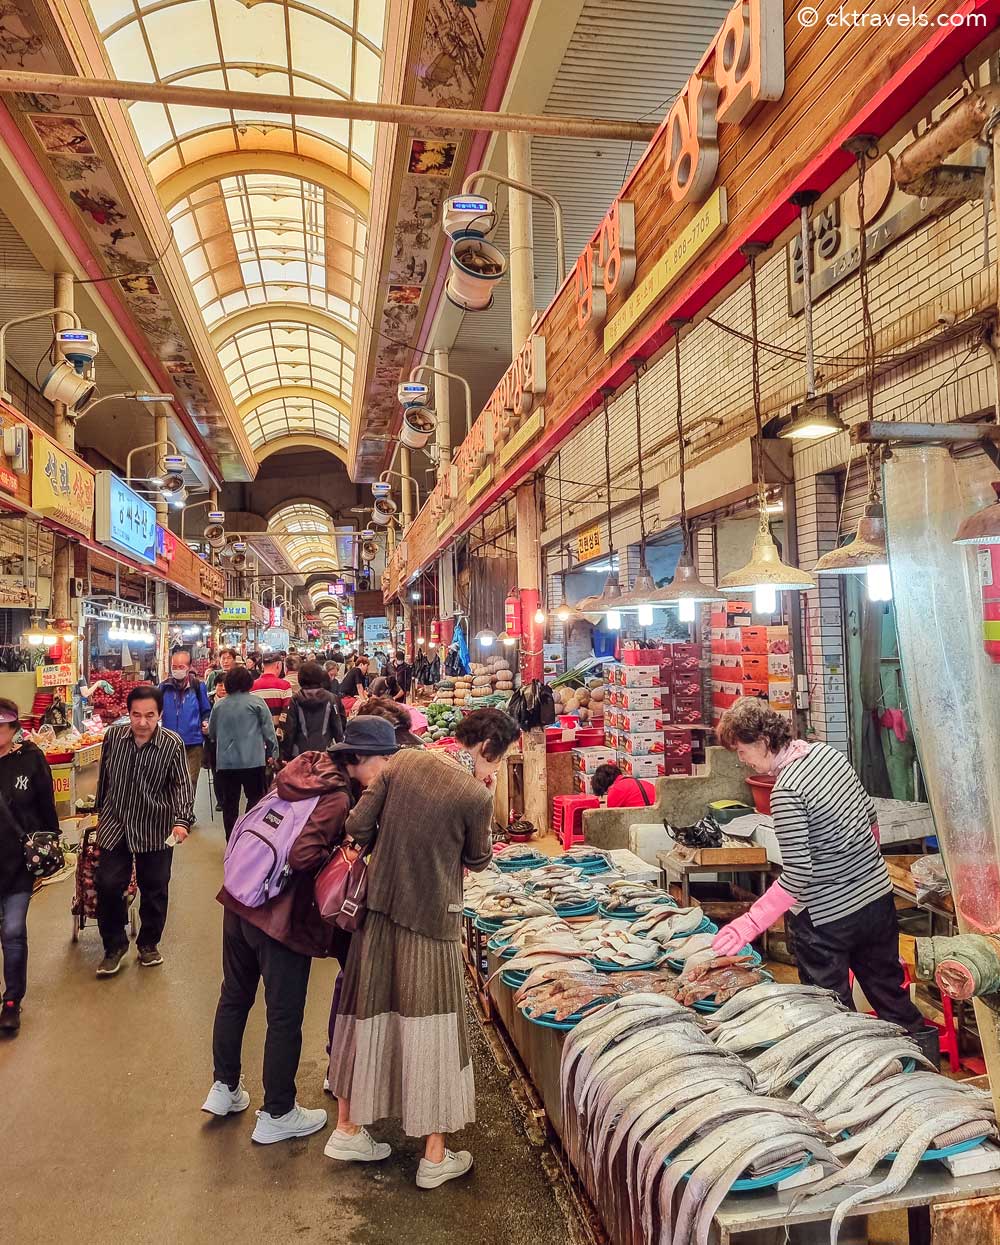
xmin=251 ymin=1103 xmax=328 ymax=1144
xmin=201 ymin=1080 xmax=251 ymax=1116
xmin=324 ymin=1126 xmax=391 ymax=1162
xmin=416 ymin=1149 xmax=474 ymax=1189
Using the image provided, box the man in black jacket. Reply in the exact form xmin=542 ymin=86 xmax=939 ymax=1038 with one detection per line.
xmin=0 ymin=698 xmax=60 ymax=1034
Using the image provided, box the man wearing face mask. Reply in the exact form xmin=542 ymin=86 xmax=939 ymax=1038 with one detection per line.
xmin=159 ymin=647 xmax=213 ymax=792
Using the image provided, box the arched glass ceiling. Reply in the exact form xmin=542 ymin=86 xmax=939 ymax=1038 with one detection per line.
xmin=168 ymin=176 xmax=366 ymax=330
xmin=269 ymin=502 xmax=340 ymax=572
xmin=218 ymin=322 xmax=354 ymax=408
xmin=88 ymin=0 xmax=384 ymax=472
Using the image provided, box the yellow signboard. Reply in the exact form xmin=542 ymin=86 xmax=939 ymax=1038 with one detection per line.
xmin=467 ymin=465 xmax=493 ymax=504
xmin=604 ymin=188 xmax=728 ymax=353
xmin=36 ymin=662 xmax=75 ymax=688
xmin=498 ymin=408 xmax=545 ymax=469
xmin=576 ymin=523 xmax=604 ymax=564
xmin=30 ymin=429 xmax=95 ymax=537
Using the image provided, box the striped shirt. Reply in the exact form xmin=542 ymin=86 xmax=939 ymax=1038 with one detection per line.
xmin=96 ymin=724 xmax=194 ymax=853
xmin=771 ymin=742 xmax=890 ymax=926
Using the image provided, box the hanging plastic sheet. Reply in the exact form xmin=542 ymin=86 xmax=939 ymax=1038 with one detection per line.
xmin=884 ymin=446 xmax=1000 ymax=932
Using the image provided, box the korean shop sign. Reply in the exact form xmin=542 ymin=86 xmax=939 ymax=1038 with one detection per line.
xmin=576 ymin=523 xmax=604 ymax=563
xmin=219 ymin=600 xmax=252 ymax=622
xmin=30 ymin=429 xmax=95 ymax=537
xmin=96 ymin=472 xmax=156 ymax=565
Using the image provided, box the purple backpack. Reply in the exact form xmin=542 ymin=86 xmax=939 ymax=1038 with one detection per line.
xmin=223 ymin=788 xmax=320 ymax=908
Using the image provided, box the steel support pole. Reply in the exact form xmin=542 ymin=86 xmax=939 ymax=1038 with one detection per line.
xmin=399 ymin=446 xmax=414 ymax=528
xmin=154 ymin=407 xmax=169 ymax=678
xmin=50 ymin=272 xmax=74 ymax=630
xmin=507 ymin=132 xmax=548 ymax=833
xmin=434 ymin=348 xmax=452 ymax=479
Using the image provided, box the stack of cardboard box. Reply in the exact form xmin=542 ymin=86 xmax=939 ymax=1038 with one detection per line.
xmin=600 ymin=644 xmax=707 ymax=780
xmin=710 ymin=600 xmax=793 ymax=725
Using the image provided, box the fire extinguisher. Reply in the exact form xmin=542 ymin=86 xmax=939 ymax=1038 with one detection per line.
xmin=504 ymin=589 xmax=522 ymax=639
xmin=430 ymin=618 xmax=441 ymax=646
xmin=978 ymin=546 xmax=1000 ymax=662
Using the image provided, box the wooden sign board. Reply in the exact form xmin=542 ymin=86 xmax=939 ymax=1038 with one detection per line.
xmin=384 ymin=0 xmax=996 ymax=596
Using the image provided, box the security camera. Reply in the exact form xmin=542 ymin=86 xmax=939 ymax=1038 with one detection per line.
xmin=41 ymin=361 xmax=96 ymax=413
xmin=55 ymin=329 xmax=99 ymax=370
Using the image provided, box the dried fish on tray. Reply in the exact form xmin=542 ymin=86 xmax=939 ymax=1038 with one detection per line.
xmin=599 ymin=880 xmax=678 ymax=919
xmin=557 ymin=995 xmax=840 ymax=1245
xmin=630 ymin=905 xmax=713 ymax=943
xmin=516 ymin=967 xmax=678 ymax=1024
xmin=662 ymin=956 xmax=768 ymax=1008
xmin=707 ymin=982 xmax=845 ymax=1053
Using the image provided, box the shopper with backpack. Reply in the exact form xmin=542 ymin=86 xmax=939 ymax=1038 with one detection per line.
xmin=281 ymin=661 xmax=345 ymax=761
xmin=202 ymin=716 xmax=398 ymax=1145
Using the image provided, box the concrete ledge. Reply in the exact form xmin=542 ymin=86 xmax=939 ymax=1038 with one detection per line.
xmin=582 ymin=747 xmax=752 ymax=851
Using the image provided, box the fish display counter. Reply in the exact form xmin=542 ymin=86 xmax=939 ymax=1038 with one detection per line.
xmin=486 ymin=958 xmax=1000 ymax=1244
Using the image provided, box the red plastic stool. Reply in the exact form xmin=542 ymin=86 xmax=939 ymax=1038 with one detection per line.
xmin=552 ymin=795 xmax=599 ymax=849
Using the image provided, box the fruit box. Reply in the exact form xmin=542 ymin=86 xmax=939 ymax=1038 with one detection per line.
xmin=572 ymin=747 xmax=618 ymax=773
xmin=618 ymin=709 xmax=662 ymax=733
xmin=740 ymin=626 xmax=769 ymax=654
xmin=672 ymin=674 xmax=702 ymax=698
xmin=618 ymin=754 xmax=664 ymax=779
xmin=612 ymin=664 xmax=662 ymax=687
xmin=615 ymin=686 xmax=664 ymax=711
xmin=620 ymin=732 xmax=665 ymax=755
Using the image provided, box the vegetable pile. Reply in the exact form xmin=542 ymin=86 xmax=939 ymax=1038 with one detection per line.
xmin=425 ymin=701 xmax=463 ymax=740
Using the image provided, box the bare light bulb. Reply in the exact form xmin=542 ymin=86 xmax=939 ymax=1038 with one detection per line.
xmin=556 ymin=606 xmax=570 ymax=623
xmin=533 ymin=608 xmax=546 ymax=625
xmin=638 ymin=603 xmax=654 ymax=626
xmin=678 ymin=598 xmax=696 ymax=623
xmin=866 ymin=563 xmax=892 ymax=602
xmin=480 ymin=634 xmax=494 ymax=648
xmin=754 ymin=585 xmax=777 ymax=615
xmin=606 ymin=610 xmax=621 ymax=631
xmin=416 ymin=635 xmax=426 ymax=645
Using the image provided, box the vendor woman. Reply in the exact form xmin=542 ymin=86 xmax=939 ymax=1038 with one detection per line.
xmin=713 ymin=697 xmax=937 ymax=1063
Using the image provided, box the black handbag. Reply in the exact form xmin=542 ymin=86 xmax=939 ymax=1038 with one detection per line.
xmin=0 ymin=788 xmax=65 ymax=879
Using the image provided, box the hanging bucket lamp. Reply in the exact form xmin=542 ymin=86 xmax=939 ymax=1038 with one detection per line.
xmin=652 ymin=319 xmax=724 ymax=615
xmin=812 ymin=145 xmax=890 ymax=603
xmin=719 ymin=246 xmax=815 ymax=608
xmin=615 ymin=360 xmax=661 ymax=625
xmin=577 ymin=389 xmax=628 ymax=621
xmin=954 ymin=482 xmax=1000 ymax=544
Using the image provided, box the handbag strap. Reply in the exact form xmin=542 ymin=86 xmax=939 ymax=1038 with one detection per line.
xmin=636 ymin=778 xmax=652 ymax=807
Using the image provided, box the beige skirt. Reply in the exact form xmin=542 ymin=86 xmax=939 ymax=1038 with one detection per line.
xmin=328 ymin=910 xmax=475 ymax=1137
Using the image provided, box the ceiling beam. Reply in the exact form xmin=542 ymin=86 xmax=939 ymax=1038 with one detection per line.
xmin=255 ymin=433 xmax=349 ymax=465
xmin=0 ymin=70 xmax=659 ymax=144
xmin=239 ymin=385 xmax=351 ymax=422
xmin=157 ymin=150 xmax=370 ymax=213
xmin=211 ymin=304 xmax=359 ymax=354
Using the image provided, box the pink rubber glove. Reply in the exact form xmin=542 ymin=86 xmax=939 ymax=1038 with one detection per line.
xmin=871 ymin=822 xmax=881 ymax=845
xmin=711 ymin=881 xmax=798 ymax=956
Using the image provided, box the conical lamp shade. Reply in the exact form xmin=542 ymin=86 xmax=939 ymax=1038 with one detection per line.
xmin=576 ymin=570 xmax=625 ymax=616
xmin=616 ymin=560 xmax=659 ymax=610
xmin=814 ymin=503 xmax=888 ymax=574
xmin=954 ymin=482 xmax=1000 ymax=545
xmin=719 ymin=528 xmax=815 ymax=593
xmin=651 ymin=551 xmax=724 ymax=604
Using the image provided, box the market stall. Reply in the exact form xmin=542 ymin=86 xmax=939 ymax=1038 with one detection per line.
xmin=463 ymin=853 xmax=1000 ymax=1244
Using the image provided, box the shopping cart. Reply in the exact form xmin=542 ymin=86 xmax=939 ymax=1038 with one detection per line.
xmin=70 ymin=820 xmax=138 ymax=942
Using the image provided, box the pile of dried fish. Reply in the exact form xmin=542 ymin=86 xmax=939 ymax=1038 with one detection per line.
xmin=664 ymin=931 xmax=724 ymax=977
xmin=706 ymin=982 xmax=845 ymax=1053
xmin=562 ymin=845 xmax=615 ymax=872
xmin=600 ymin=880 xmax=676 ymax=915
xmin=664 ymin=957 xmax=765 ymax=1006
xmin=515 ymin=967 xmax=677 ymax=1022
xmin=794 ymin=1071 xmax=995 ymax=1244
xmin=630 ymin=905 xmax=709 ymax=944
xmin=559 ymin=995 xmax=839 ymax=1245
xmin=473 ymin=890 xmax=557 ymax=921
xmin=520 ymin=864 xmax=608 ymax=912
xmin=578 ymin=923 xmax=667 ymax=969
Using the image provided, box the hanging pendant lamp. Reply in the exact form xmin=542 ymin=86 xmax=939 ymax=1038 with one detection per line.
xmin=577 ymin=389 xmax=629 ymax=619
xmin=812 ymin=147 xmax=890 ymax=602
xmin=652 ymin=320 xmax=723 ymax=612
xmin=719 ymin=246 xmax=815 ymax=604
xmin=954 ymin=482 xmax=1000 ymax=544
xmin=616 ymin=360 xmax=661 ymax=624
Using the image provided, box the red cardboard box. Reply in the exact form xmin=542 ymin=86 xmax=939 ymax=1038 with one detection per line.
xmin=618 ymin=754 xmax=664 ymax=779
xmin=767 ymin=626 xmax=791 ymax=655
xmin=672 ymin=699 xmax=703 ymax=725
xmin=663 ymin=737 xmax=693 ymax=761
xmin=621 ymin=732 xmax=665 ymax=755
xmin=742 ymin=654 xmax=768 ymax=681
xmin=663 ymin=759 xmax=694 ymax=777
xmin=622 ymin=647 xmax=661 ymax=666
xmin=742 ymin=682 xmax=769 ymax=701
xmin=615 ymin=687 xmax=664 ymax=711
xmin=672 ymin=674 xmax=702 ymax=698
xmin=741 ymin=626 xmax=769 ymax=654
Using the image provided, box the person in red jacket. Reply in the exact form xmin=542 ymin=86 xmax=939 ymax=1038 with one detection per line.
xmin=591 ymin=763 xmax=656 ymax=809
xmin=201 ymin=722 xmax=396 ymax=1145
xmin=252 ymin=652 xmax=292 ymax=728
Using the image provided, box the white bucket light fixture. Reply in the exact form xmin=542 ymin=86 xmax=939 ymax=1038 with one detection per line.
xmin=719 ymin=247 xmax=815 ymax=606
xmin=399 ymin=405 xmax=436 ymax=450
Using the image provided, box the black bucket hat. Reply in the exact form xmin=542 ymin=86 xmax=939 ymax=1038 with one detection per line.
xmin=328 ymin=714 xmax=400 ymax=756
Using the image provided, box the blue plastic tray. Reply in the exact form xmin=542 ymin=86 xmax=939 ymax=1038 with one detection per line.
xmin=598 ymin=897 xmax=678 ymax=922
xmin=554 ymin=899 xmax=599 ymax=918
xmin=499 ymin=967 xmax=531 ymax=989
xmin=496 ymin=855 xmax=546 ymax=873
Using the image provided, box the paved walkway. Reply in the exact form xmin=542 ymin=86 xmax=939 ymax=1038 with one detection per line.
xmin=3 ymin=785 xmax=582 ymax=1245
